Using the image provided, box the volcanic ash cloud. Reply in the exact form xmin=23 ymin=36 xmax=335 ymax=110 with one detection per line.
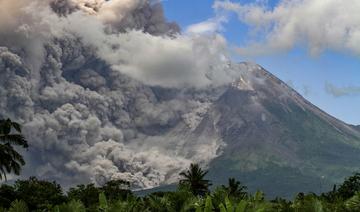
xmin=0 ymin=0 xmax=241 ymax=188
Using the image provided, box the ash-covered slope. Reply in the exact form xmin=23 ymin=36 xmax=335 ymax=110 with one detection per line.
xmin=353 ymin=125 xmax=360 ymax=131
xmin=198 ymin=64 xmax=360 ymax=198
xmin=134 ymin=63 xmax=360 ymax=198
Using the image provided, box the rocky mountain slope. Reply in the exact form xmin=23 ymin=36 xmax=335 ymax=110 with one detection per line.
xmin=131 ymin=62 xmax=360 ymax=198
xmin=203 ymin=65 xmax=360 ymax=197
xmin=353 ymin=125 xmax=360 ymax=131
xmin=136 ymin=63 xmax=360 ymax=198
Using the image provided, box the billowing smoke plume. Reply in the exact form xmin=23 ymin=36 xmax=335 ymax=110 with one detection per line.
xmin=0 ymin=0 xmax=241 ymax=188
xmin=51 ymin=0 xmax=180 ymax=35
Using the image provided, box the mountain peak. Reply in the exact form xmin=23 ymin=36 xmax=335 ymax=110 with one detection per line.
xmin=191 ymin=64 xmax=360 ymax=197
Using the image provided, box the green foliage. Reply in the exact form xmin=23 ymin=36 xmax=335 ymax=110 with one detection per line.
xmin=211 ymin=187 xmax=229 ymax=208
xmin=13 ymin=177 xmax=66 ymax=211
xmin=8 ymin=200 xmax=28 ymax=212
xmin=291 ymin=193 xmax=324 ymax=212
xmin=109 ymin=195 xmax=145 ymax=212
xmin=218 ymin=197 xmax=234 ymax=212
xmin=345 ymin=192 xmax=360 ymax=211
xmin=102 ymin=179 xmax=132 ymax=202
xmin=204 ymin=195 xmax=213 ymax=212
xmin=0 ymin=184 xmax=17 ymax=208
xmin=55 ymin=200 xmax=86 ymax=212
xmin=179 ymin=163 xmax=212 ymax=196
xmin=164 ymin=188 xmax=196 ymax=211
xmin=225 ymin=196 xmax=234 ymax=212
xmin=146 ymin=194 xmax=174 ymax=212
xmin=98 ymin=192 xmax=108 ymax=212
xmin=337 ymin=173 xmax=360 ymax=199
xmin=67 ymin=183 xmax=101 ymax=210
xmin=270 ymin=197 xmax=292 ymax=211
xmin=219 ymin=203 xmax=227 ymax=212
xmin=235 ymin=200 xmax=248 ymax=212
xmin=66 ymin=180 xmax=133 ymax=211
xmin=3 ymin=173 xmax=360 ymax=211
xmin=0 ymin=119 xmax=28 ymax=180
xmin=221 ymin=178 xmax=247 ymax=199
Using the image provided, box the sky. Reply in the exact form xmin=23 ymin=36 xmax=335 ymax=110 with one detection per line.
xmin=162 ymin=0 xmax=360 ymax=125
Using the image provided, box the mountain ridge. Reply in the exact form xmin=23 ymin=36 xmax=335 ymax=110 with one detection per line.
xmin=138 ymin=62 xmax=360 ymax=198
xmin=183 ymin=63 xmax=360 ymax=198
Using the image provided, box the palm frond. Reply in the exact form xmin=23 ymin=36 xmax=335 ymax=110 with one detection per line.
xmin=0 ymin=134 xmax=28 ymax=147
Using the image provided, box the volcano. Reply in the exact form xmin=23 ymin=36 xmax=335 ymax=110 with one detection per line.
xmin=1 ymin=0 xmax=360 ymax=199
xmin=136 ymin=62 xmax=360 ymax=198
xmin=197 ymin=63 xmax=360 ymax=198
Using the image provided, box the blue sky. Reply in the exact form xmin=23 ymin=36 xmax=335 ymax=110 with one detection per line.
xmin=163 ymin=0 xmax=360 ymax=125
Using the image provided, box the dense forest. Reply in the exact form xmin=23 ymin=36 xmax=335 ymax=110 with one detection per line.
xmin=2 ymin=119 xmax=360 ymax=211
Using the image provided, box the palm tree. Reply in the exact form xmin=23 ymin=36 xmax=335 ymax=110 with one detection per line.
xmin=179 ymin=163 xmax=211 ymax=196
xmin=0 ymin=119 xmax=28 ymax=180
xmin=221 ymin=178 xmax=247 ymax=198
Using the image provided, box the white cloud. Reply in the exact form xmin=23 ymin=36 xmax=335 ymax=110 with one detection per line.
xmin=325 ymin=82 xmax=360 ymax=97
xmin=214 ymin=0 xmax=360 ymax=56
xmin=186 ymin=16 xmax=227 ymax=35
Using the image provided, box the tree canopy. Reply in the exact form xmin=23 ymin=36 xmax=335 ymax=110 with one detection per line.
xmin=179 ymin=163 xmax=212 ymax=196
xmin=0 ymin=118 xmax=28 ymax=180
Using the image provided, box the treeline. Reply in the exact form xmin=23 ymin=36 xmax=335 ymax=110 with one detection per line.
xmin=2 ymin=171 xmax=360 ymax=211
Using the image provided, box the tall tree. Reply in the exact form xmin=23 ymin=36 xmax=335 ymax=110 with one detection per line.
xmin=102 ymin=179 xmax=132 ymax=201
xmin=336 ymin=173 xmax=360 ymax=199
xmin=179 ymin=163 xmax=211 ymax=196
xmin=221 ymin=178 xmax=247 ymax=198
xmin=14 ymin=177 xmax=66 ymax=210
xmin=0 ymin=119 xmax=28 ymax=180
